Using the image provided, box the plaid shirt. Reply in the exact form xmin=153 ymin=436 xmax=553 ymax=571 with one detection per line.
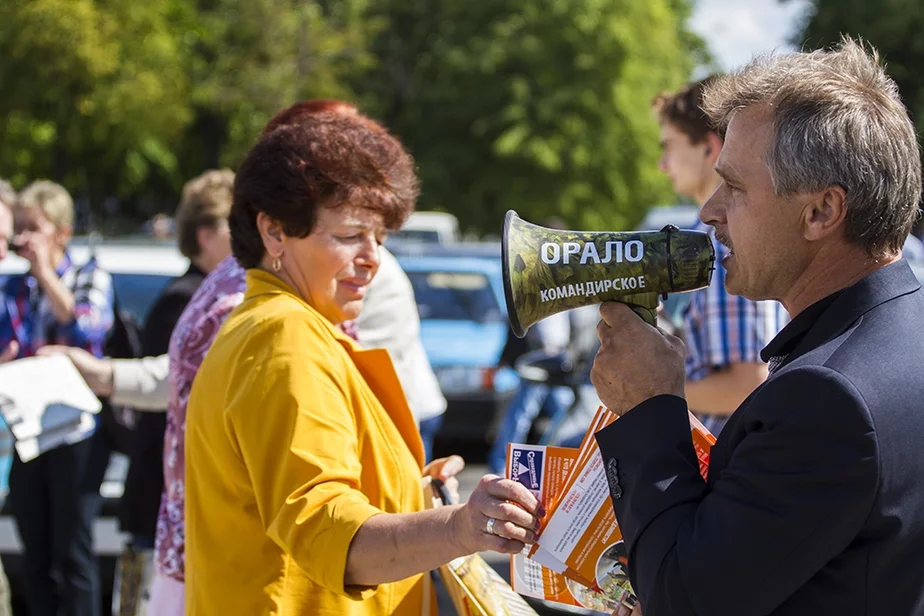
xmin=0 ymin=254 xmax=114 ymax=359
xmin=683 ymin=221 xmax=788 ymax=434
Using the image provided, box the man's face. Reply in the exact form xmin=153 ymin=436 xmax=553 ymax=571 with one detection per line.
xmin=0 ymin=204 xmax=12 ymax=261
xmin=658 ymin=121 xmax=714 ymax=200
xmin=699 ymin=106 xmax=806 ymax=301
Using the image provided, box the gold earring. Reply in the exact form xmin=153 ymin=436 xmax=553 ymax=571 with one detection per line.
xmin=272 ymin=256 xmax=282 ymax=272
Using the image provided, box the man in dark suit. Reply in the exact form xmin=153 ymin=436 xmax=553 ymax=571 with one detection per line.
xmin=592 ymin=39 xmax=924 ymax=616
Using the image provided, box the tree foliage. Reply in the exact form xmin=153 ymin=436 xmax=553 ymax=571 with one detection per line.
xmin=0 ymin=0 xmax=192 ymax=216
xmin=360 ymin=0 xmax=705 ymax=234
xmin=0 ymin=0 xmax=704 ymax=234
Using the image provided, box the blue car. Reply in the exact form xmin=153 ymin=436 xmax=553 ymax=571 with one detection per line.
xmin=396 ymin=253 xmax=518 ymax=444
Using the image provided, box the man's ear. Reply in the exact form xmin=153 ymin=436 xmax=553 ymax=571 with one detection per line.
xmin=256 ymin=212 xmax=285 ymax=258
xmin=802 ymin=185 xmax=848 ymax=242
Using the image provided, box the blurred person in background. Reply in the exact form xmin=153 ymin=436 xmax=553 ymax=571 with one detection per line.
xmin=653 ymin=76 xmax=786 ymax=435
xmin=0 ymin=180 xmax=114 ymax=616
xmin=184 ymin=105 xmax=541 ymax=615
xmin=903 ymin=229 xmax=924 ymax=262
xmin=116 ymin=169 xmax=233 ymax=612
xmin=0 ymin=182 xmax=18 ymax=616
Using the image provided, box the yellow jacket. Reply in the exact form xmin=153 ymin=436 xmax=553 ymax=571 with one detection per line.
xmin=185 ymin=269 xmax=433 ymax=615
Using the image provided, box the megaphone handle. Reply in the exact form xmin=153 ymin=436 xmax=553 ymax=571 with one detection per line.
xmin=622 ymin=292 xmax=659 ymax=327
xmin=630 ymin=305 xmax=658 ymax=326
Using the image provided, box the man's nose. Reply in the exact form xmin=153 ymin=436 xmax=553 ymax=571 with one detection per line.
xmin=700 ymin=186 xmax=725 ymax=226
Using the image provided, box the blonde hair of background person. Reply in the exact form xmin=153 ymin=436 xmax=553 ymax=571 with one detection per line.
xmin=183 ymin=104 xmax=542 ymax=615
xmin=16 ymin=180 xmax=74 ymax=229
xmin=11 ymin=180 xmax=82 ymax=326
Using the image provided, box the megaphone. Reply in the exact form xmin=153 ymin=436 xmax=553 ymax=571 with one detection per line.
xmin=502 ymin=210 xmax=715 ymax=337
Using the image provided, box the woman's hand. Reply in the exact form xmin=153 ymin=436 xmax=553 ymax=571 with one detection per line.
xmin=13 ymin=232 xmax=53 ymax=281
xmin=423 ymin=455 xmax=464 ymax=504
xmin=614 ymin=604 xmax=642 ymax=616
xmin=450 ymin=474 xmax=543 ymax=556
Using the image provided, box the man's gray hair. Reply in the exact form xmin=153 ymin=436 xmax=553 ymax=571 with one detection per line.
xmin=702 ymin=37 xmax=922 ymax=258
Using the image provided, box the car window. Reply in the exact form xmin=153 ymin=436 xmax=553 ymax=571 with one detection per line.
xmin=407 ymin=271 xmax=503 ymax=322
xmin=112 ymin=273 xmax=174 ymax=327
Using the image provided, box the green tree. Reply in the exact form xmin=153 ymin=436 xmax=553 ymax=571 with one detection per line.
xmin=0 ymin=0 xmax=193 ymax=224
xmin=178 ymin=0 xmax=376 ymax=177
xmin=0 ymin=0 xmax=376 ymax=228
xmin=359 ymin=0 xmax=706 ymax=235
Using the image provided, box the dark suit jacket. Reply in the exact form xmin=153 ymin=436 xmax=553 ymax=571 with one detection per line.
xmin=120 ymin=265 xmax=204 ymax=537
xmin=595 ymin=260 xmax=924 ymax=615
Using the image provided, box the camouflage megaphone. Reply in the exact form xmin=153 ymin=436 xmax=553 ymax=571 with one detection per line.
xmin=502 ymin=210 xmax=715 ymax=337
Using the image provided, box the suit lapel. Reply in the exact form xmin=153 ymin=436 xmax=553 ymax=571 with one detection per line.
xmin=773 ymin=260 xmax=920 ymax=372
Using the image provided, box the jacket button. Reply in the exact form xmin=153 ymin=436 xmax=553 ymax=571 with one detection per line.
xmin=606 ymin=458 xmax=622 ymax=500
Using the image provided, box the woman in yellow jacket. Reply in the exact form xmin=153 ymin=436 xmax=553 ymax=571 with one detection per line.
xmin=183 ymin=105 xmax=543 ymax=615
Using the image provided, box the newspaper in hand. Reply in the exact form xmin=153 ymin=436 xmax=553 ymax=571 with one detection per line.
xmin=0 ymin=355 xmax=102 ymax=461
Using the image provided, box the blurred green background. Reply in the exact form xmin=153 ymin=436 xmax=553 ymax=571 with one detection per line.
xmin=0 ymin=0 xmax=919 ymax=236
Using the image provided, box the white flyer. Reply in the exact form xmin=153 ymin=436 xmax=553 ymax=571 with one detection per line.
xmin=0 ymin=355 xmax=101 ymax=460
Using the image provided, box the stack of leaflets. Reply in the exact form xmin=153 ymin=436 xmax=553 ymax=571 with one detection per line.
xmin=0 ymin=355 xmax=102 ymax=461
xmin=506 ymin=406 xmax=716 ymax=612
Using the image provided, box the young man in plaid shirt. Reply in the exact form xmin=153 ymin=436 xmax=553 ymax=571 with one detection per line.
xmin=654 ymin=77 xmax=787 ymax=435
xmin=0 ymin=180 xmax=114 ymax=616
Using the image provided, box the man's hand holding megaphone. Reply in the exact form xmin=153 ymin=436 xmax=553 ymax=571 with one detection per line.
xmin=591 ymin=302 xmax=686 ymax=417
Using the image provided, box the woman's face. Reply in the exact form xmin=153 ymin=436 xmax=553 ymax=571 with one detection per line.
xmin=274 ymin=205 xmax=386 ymax=324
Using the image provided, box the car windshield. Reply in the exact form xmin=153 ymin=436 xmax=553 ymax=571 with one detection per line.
xmin=112 ymin=273 xmax=174 ymax=326
xmin=407 ymin=271 xmax=503 ymax=322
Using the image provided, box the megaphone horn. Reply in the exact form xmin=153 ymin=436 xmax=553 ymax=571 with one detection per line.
xmin=502 ymin=210 xmax=715 ymax=337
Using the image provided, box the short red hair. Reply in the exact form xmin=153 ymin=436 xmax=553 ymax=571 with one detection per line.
xmin=261 ymin=99 xmax=359 ymax=135
xmin=231 ymin=105 xmax=419 ymax=269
